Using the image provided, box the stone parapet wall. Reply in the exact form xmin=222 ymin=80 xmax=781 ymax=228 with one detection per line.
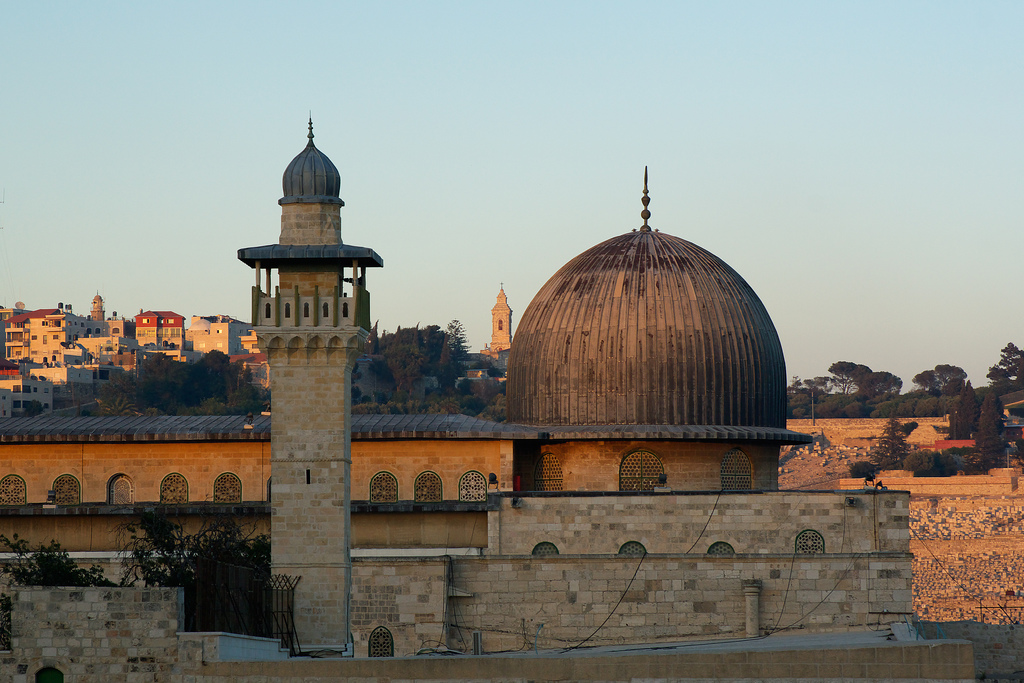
xmin=7 ymin=586 xmax=182 ymax=683
xmin=921 ymin=621 xmax=1024 ymax=679
xmin=488 ymin=490 xmax=910 ymax=556
xmin=841 ymin=473 xmax=1019 ymax=496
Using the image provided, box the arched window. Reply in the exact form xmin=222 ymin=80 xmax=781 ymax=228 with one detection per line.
xmin=342 ymin=302 xmax=349 ymax=318
xmin=720 ymin=448 xmax=753 ymax=490
xmin=267 ymin=477 xmax=272 ymax=502
xmin=284 ymin=302 xmax=291 ymax=318
xmin=707 ymin=541 xmax=736 ymax=556
xmin=498 ymin=320 xmax=503 ymax=331
xmin=108 ymin=474 xmax=134 ymax=505
xmin=35 ymin=668 xmax=64 ymax=683
xmin=795 ymin=530 xmax=825 ymax=554
xmin=0 ymin=474 xmax=27 ymax=505
xmin=264 ymin=302 xmax=271 ymax=319
xmin=303 ymin=302 xmax=310 ymax=318
xmin=458 ymin=471 xmax=486 ymax=502
xmin=617 ymin=541 xmax=646 ymax=557
xmin=534 ymin=454 xmax=563 ymax=491
xmin=618 ymin=450 xmax=664 ymax=491
xmin=322 ymin=302 xmax=329 ymax=318
xmin=214 ymin=472 xmax=242 ymax=503
xmin=532 ymin=542 xmax=559 ymax=556
xmin=53 ymin=474 xmax=81 ymax=506
xmin=414 ymin=471 xmax=442 ymax=502
xmin=369 ymin=472 xmax=398 ymax=503
xmin=160 ymin=473 xmax=188 ymax=504
xmin=368 ymin=626 xmax=394 ymax=657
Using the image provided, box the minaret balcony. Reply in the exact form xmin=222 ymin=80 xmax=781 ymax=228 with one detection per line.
xmin=251 ymin=286 xmax=370 ymax=331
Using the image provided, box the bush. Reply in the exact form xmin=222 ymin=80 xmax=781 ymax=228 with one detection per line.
xmin=849 ymin=461 xmax=878 ymax=479
xmin=0 ymin=534 xmax=115 ymax=587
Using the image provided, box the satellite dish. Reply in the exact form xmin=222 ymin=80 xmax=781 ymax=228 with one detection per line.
xmin=15 ymin=301 xmax=25 ymax=309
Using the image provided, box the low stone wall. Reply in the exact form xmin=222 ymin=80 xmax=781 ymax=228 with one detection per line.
xmin=788 ymin=417 xmax=949 ymax=448
xmin=487 ymin=490 xmax=910 ymax=556
xmin=921 ymin=621 xmax=1024 ymax=678
xmin=7 ymin=586 xmax=182 ymax=683
xmin=840 ymin=472 xmax=1019 ymax=496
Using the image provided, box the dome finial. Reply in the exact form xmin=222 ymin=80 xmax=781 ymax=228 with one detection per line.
xmin=307 ymin=115 xmax=315 ymax=146
xmin=640 ymin=166 xmax=652 ymax=231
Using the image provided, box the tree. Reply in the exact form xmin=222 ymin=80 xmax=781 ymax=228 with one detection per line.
xmin=856 ymin=371 xmax=902 ymax=400
xmin=871 ymin=415 xmax=911 ymax=471
xmin=446 ymin=320 xmax=469 ymax=363
xmin=987 ymin=343 xmax=1024 ymax=395
xmin=0 ymin=534 xmax=115 ymax=587
xmin=828 ymin=361 xmax=871 ymax=395
xmin=913 ymin=364 xmax=967 ymax=397
xmin=120 ymin=511 xmax=269 ymax=588
xmin=949 ymin=381 xmax=978 ymax=441
xmin=972 ymin=392 xmax=1005 ymax=472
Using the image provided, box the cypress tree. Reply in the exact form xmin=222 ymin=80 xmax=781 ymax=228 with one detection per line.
xmin=973 ymin=392 xmax=1005 ymax=472
xmin=949 ymin=381 xmax=978 ymax=440
xmin=872 ymin=415 xmax=911 ymax=471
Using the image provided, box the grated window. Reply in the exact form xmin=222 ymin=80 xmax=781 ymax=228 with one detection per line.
xmin=707 ymin=541 xmax=735 ymax=555
xmin=618 ymin=541 xmax=646 ymax=557
xmin=108 ymin=474 xmax=134 ymax=505
xmin=618 ymin=450 xmax=664 ymax=491
xmin=414 ymin=471 xmax=443 ymax=502
xmin=213 ymin=472 xmax=242 ymax=503
xmin=53 ymin=474 xmax=80 ymax=506
xmin=368 ymin=626 xmax=394 ymax=657
xmin=0 ymin=474 xmax=26 ymax=505
xmin=458 ymin=471 xmax=487 ymax=502
xmin=795 ymin=530 xmax=825 ymax=554
xmin=160 ymin=473 xmax=188 ymax=504
xmin=534 ymin=453 xmax=563 ymax=491
xmin=369 ymin=472 xmax=398 ymax=503
xmin=532 ymin=542 xmax=559 ymax=557
xmin=720 ymin=448 xmax=753 ymax=490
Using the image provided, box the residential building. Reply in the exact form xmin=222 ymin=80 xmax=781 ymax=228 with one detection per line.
xmin=135 ymin=310 xmax=185 ymax=349
xmin=187 ymin=314 xmax=251 ymax=355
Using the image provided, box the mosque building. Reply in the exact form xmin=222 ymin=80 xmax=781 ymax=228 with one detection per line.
xmin=0 ymin=126 xmax=913 ymax=663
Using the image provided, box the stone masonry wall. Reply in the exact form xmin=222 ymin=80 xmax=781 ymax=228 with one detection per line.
xmin=350 ymin=559 xmax=448 ymax=657
xmin=787 ymin=417 xmax=948 ymax=448
xmin=488 ymin=490 xmax=910 ymax=556
xmin=6 ymin=586 xmax=182 ymax=683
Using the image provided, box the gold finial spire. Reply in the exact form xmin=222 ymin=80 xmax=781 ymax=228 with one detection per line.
xmin=640 ymin=166 xmax=651 ymax=231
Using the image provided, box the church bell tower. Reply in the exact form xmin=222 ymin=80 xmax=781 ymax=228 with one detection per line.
xmin=489 ymin=286 xmax=512 ymax=353
xmin=238 ymin=120 xmax=383 ymax=650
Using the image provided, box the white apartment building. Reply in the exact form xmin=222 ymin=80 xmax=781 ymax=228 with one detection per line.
xmin=186 ymin=315 xmax=251 ymax=356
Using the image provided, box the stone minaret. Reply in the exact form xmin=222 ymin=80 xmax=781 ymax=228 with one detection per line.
xmin=90 ymin=295 xmax=105 ymax=322
xmin=490 ymin=287 xmax=512 ymax=353
xmin=238 ymin=120 xmax=383 ymax=650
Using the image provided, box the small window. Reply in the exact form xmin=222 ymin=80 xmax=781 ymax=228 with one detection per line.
xmin=0 ymin=474 xmax=27 ymax=505
xmin=534 ymin=454 xmax=563 ymax=491
xmin=458 ymin=471 xmax=487 ymax=502
xmin=414 ymin=471 xmax=442 ymax=502
xmin=342 ymin=302 xmax=349 ymax=318
xmin=53 ymin=474 xmax=81 ymax=506
xmin=720 ymin=448 xmax=753 ymax=490
xmin=160 ymin=473 xmax=189 ymax=504
xmin=322 ymin=302 xmax=329 ymax=318
xmin=795 ymin=530 xmax=824 ymax=554
xmin=532 ymin=542 xmax=559 ymax=557
xmin=303 ymin=302 xmax=310 ymax=318
xmin=284 ymin=303 xmax=291 ymax=318
xmin=265 ymin=303 xmax=271 ymax=319
xmin=498 ymin=320 xmax=503 ymax=331
xmin=108 ymin=474 xmax=134 ymax=505
xmin=368 ymin=626 xmax=394 ymax=657
xmin=707 ymin=541 xmax=735 ymax=556
xmin=214 ymin=472 xmax=242 ymax=503
xmin=618 ymin=541 xmax=646 ymax=557
xmin=369 ymin=472 xmax=398 ymax=503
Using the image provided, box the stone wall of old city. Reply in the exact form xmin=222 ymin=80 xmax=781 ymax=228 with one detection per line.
xmin=6 ymin=586 xmax=183 ymax=683
xmin=787 ymin=417 xmax=949 ymax=449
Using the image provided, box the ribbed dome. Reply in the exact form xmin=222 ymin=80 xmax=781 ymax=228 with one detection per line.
xmin=280 ymin=121 xmax=343 ymax=206
xmin=506 ymin=229 xmax=786 ymax=428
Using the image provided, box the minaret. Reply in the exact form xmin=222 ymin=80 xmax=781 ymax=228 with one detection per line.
xmin=90 ymin=295 xmax=105 ymax=322
xmin=238 ymin=120 xmax=383 ymax=650
xmin=489 ymin=286 xmax=512 ymax=353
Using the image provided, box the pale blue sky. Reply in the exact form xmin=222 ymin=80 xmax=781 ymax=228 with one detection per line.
xmin=1 ymin=2 xmax=1021 ymax=388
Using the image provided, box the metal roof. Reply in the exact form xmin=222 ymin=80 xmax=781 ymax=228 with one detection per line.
xmin=237 ymin=244 xmax=384 ymax=269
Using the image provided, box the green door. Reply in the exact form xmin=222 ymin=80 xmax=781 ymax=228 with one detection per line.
xmin=36 ymin=668 xmax=63 ymax=683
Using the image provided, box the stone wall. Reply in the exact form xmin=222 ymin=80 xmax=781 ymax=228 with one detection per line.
xmin=788 ymin=417 xmax=948 ymax=448
xmin=6 ymin=586 xmax=182 ymax=683
xmin=921 ymin=621 xmax=1024 ymax=679
xmin=487 ymin=490 xmax=910 ymax=556
xmin=840 ymin=470 xmax=1019 ymax=497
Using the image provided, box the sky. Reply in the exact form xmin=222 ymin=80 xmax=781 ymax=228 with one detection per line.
xmin=1 ymin=2 xmax=1022 ymax=389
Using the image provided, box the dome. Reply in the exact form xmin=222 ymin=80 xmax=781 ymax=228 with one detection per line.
xmin=507 ymin=229 xmax=786 ymax=428
xmin=280 ymin=119 xmax=343 ymax=205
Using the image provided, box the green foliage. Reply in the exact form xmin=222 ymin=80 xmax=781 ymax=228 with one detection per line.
xmin=901 ymin=421 xmax=919 ymax=436
xmin=445 ymin=320 xmax=469 ymax=363
xmin=849 ymin=461 xmax=878 ymax=479
xmin=913 ymin=365 xmax=967 ymax=396
xmin=949 ymin=381 xmax=979 ymax=441
xmin=987 ymin=343 xmax=1024 ymax=395
xmin=120 ymin=511 xmax=270 ymax=588
xmin=22 ymin=400 xmax=44 ymax=417
xmin=902 ymin=450 xmax=960 ymax=477
xmin=0 ymin=534 xmax=115 ymax=587
xmin=871 ymin=415 xmax=911 ymax=470
xmin=98 ymin=351 xmax=265 ymax=416
xmin=970 ymin=392 xmax=1005 ymax=472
